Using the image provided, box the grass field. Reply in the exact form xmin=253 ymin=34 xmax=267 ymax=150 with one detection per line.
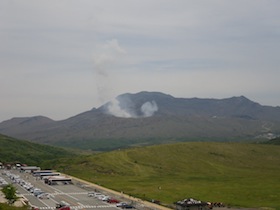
xmin=0 ymin=134 xmax=73 ymax=166
xmin=0 ymin=203 xmax=28 ymax=210
xmin=52 ymin=142 xmax=280 ymax=210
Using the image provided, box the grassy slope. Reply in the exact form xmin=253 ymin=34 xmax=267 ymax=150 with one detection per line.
xmin=53 ymin=142 xmax=280 ymax=209
xmin=265 ymin=137 xmax=280 ymax=145
xmin=0 ymin=134 xmax=73 ymax=166
xmin=0 ymin=203 xmax=28 ymax=210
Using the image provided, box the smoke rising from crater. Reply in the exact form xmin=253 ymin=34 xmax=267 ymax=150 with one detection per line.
xmin=92 ymin=39 xmax=158 ymax=118
xmin=141 ymin=101 xmax=158 ymax=117
xmin=107 ymin=98 xmax=135 ymax=118
xmin=106 ymin=98 xmax=158 ymax=118
xmin=93 ymin=39 xmax=126 ymax=104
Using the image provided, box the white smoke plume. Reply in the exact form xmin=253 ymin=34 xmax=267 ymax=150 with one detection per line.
xmin=107 ymin=98 xmax=134 ymax=118
xmin=106 ymin=98 xmax=158 ymax=118
xmin=93 ymin=40 xmax=159 ymax=118
xmin=141 ymin=101 xmax=158 ymax=117
xmin=93 ymin=39 xmax=126 ymax=104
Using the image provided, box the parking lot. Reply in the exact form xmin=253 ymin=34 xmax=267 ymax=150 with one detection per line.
xmin=0 ymin=169 xmax=143 ymax=210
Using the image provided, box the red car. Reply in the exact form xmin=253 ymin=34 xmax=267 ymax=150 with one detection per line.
xmin=108 ymin=198 xmax=120 ymax=203
xmin=56 ymin=203 xmax=70 ymax=210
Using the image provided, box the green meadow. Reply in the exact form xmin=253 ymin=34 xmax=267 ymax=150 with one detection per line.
xmin=52 ymin=142 xmax=280 ymax=210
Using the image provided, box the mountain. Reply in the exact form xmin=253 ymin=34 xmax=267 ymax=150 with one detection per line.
xmin=1 ymin=91 xmax=280 ymax=150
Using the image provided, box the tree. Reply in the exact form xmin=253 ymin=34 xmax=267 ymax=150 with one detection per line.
xmin=1 ymin=184 xmax=18 ymax=204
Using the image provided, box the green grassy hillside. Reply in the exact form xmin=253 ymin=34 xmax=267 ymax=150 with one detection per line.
xmin=53 ymin=142 xmax=280 ymax=209
xmin=265 ymin=137 xmax=280 ymax=145
xmin=0 ymin=134 xmax=73 ymax=166
xmin=0 ymin=203 xmax=28 ymax=210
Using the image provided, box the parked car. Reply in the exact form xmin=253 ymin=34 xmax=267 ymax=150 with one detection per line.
xmin=122 ymin=205 xmax=135 ymax=209
xmin=37 ymin=193 xmax=50 ymax=199
xmin=56 ymin=203 xmax=70 ymax=210
xmin=96 ymin=195 xmax=109 ymax=201
xmin=93 ymin=193 xmax=103 ymax=198
xmin=107 ymin=198 xmax=120 ymax=203
xmin=116 ymin=202 xmax=127 ymax=207
xmin=33 ymin=189 xmax=44 ymax=197
xmin=87 ymin=192 xmax=95 ymax=197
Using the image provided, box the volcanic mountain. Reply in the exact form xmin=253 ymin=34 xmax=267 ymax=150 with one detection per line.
xmin=1 ymin=91 xmax=280 ymax=150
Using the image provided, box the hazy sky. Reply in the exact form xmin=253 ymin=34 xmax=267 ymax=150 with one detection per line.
xmin=1 ymin=0 xmax=280 ymax=122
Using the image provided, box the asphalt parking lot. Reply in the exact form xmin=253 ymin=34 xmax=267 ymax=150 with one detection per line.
xmin=0 ymin=169 xmax=152 ymax=210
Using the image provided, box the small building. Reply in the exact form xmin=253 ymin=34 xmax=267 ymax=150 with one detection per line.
xmin=175 ymin=198 xmax=210 ymax=210
xmin=32 ymin=170 xmax=53 ymax=176
xmin=20 ymin=166 xmax=41 ymax=173
xmin=40 ymin=172 xmax=60 ymax=179
xmin=44 ymin=176 xmax=72 ymax=185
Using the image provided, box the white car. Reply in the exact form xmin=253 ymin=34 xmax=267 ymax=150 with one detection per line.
xmin=37 ymin=193 xmax=50 ymax=199
xmin=88 ymin=192 xmax=96 ymax=197
xmin=116 ymin=202 xmax=127 ymax=207
xmin=23 ymin=184 xmax=33 ymax=191
xmin=33 ymin=188 xmax=43 ymax=196
xmin=96 ymin=195 xmax=108 ymax=200
xmin=101 ymin=196 xmax=110 ymax=201
xmin=93 ymin=193 xmax=103 ymax=198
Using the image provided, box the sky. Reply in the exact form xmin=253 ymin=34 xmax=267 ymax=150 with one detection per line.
xmin=1 ymin=0 xmax=280 ymax=122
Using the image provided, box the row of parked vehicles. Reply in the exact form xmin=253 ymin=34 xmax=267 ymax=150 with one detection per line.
xmin=2 ymin=170 xmax=50 ymax=199
xmin=87 ymin=191 xmax=135 ymax=208
xmin=2 ymin=169 xmax=136 ymax=209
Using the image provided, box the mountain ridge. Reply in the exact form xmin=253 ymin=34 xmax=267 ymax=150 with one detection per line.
xmin=1 ymin=91 xmax=280 ymax=150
